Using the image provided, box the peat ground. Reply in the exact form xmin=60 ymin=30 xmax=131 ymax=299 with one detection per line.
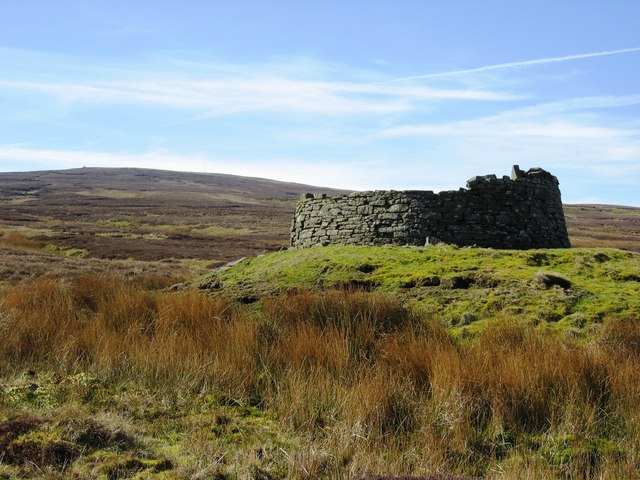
xmin=0 ymin=169 xmax=638 ymax=271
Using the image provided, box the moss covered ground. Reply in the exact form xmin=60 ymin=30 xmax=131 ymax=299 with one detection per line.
xmin=202 ymin=245 xmax=640 ymax=336
xmin=0 ymin=371 xmax=296 ymax=479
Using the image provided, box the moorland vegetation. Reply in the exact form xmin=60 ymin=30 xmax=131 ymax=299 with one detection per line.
xmin=0 ymin=244 xmax=639 ymax=479
xmin=1 ymin=168 xmax=639 ymax=478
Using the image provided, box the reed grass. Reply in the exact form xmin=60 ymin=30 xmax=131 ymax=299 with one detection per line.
xmin=0 ymin=231 xmax=43 ymax=251
xmin=1 ymin=275 xmax=638 ymax=478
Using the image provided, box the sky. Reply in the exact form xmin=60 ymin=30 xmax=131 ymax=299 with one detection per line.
xmin=1 ymin=0 xmax=639 ymax=206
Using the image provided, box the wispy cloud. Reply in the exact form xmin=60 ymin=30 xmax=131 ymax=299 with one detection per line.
xmin=1 ymin=46 xmax=639 ymax=205
xmin=387 ymin=120 xmax=635 ymax=139
xmin=0 ymin=78 xmax=407 ymax=115
xmin=383 ymin=95 xmax=640 ymax=139
xmin=380 ymin=93 xmax=640 ymax=193
xmin=0 ymin=146 xmax=203 ymax=171
xmin=0 ymin=78 xmax=515 ymax=114
xmin=500 ymin=95 xmax=640 ymax=117
xmin=382 ymin=47 xmax=640 ymax=83
xmin=0 ymin=55 xmax=516 ymax=118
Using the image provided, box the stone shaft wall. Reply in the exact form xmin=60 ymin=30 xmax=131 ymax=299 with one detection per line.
xmin=290 ymin=167 xmax=570 ymax=250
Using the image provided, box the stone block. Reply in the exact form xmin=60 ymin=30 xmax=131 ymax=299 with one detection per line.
xmin=389 ymin=203 xmax=409 ymax=213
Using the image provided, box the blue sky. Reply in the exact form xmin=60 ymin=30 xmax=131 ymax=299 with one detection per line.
xmin=1 ymin=1 xmax=639 ymax=205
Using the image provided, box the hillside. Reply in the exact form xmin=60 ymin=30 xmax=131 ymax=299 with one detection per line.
xmin=0 ymin=167 xmax=350 ymax=267
xmin=564 ymin=204 xmax=640 ymax=251
xmin=201 ymin=245 xmax=640 ymax=334
xmin=1 ymin=168 xmax=638 ymax=268
xmin=0 ymin=168 xmax=638 ymax=287
xmin=0 ymin=167 xmax=347 ymax=200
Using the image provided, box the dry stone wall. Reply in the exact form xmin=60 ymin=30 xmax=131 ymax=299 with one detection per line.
xmin=290 ymin=166 xmax=570 ymax=250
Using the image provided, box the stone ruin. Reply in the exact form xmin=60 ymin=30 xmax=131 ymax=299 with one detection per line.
xmin=290 ymin=165 xmax=570 ymax=250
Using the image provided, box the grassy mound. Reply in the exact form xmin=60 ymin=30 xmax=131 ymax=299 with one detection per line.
xmin=201 ymin=245 xmax=640 ymax=334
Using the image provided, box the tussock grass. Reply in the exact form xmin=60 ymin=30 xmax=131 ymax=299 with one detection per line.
xmin=1 ymin=276 xmax=639 ymax=478
xmin=0 ymin=231 xmax=43 ymax=251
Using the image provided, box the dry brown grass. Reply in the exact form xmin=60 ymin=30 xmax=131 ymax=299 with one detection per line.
xmin=564 ymin=204 xmax=640 ymax=253
xmin=0 ymin=231 xmax=43 ymax=251
xmin=0 ymin=168 xmax=352 ymax=264
xmin=0 ymin=246 xmax=200 ymax=285
xmin=1 ymin=277 xmax=639 ymax=478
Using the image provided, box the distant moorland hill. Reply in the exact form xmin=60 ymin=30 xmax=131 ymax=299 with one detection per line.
xmin=0 ymin=167 xmax=349 ymax=267
xmin=0 ymin=168 xmax=638 ymax=269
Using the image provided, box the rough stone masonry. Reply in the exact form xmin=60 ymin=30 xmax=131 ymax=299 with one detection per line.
xmin=290 ymin=165 xmax=570 ymax=250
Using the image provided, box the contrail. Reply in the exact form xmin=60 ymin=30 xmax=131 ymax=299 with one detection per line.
xmin=382 ymin=47 xmax=640 ymax=83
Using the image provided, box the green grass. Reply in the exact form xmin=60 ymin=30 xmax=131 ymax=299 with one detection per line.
xmin=0 ymin=371 xmax=294 ymax=479
xmin=203 ymin=245 xmax=640 ymax=334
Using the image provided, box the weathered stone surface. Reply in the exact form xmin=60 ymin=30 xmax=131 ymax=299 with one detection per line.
xmin=291 ymin=166 xmax=570 ymax=250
